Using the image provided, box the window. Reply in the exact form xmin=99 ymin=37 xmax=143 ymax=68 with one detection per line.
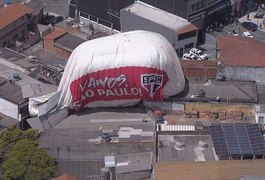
xmin=184 ymin=43 xmax=194 ymax=51
xmin=258 ymin=117 xmax=264 ymax=124
xmin=178 ymin=30 xmax=197 ymax=41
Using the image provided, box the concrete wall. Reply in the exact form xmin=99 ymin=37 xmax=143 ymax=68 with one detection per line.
xmin=221 ymin=66 xmax=265 ymax=83
xmin=0 ymin=98 xmax=19 ymax=120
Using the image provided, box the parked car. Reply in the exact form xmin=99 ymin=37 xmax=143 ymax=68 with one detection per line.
xmin=241 ymin=21 xmax=258 ymax=31
xmin=182 ymin=53 xmax=198 ymax=61
xmin=254 ymin=12 xmax=264 ymax=18
xmin=242 ymin=31 xmax=254 ymax=38
xmin=50 ymin=16 xmax=64 ymax=26
xmin=189 ymin=48 xmax=208 ymax=60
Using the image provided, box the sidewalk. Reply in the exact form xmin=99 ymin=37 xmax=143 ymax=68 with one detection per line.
xmin=238 ymin=11 xmax=265 ymax=32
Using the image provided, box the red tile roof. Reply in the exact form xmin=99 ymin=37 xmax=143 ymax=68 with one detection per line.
xmin=0 ymin=3 xmax=33 ymax=29
xmin=43 ymin=27 xmax=67 ymax=40
xmin=176 ymin=23 xmax=198 ymax=34
xmin=52 ymin=174 xmax=77 ymax=180
xmin=217 ymin=36 xmax=265 ymax=67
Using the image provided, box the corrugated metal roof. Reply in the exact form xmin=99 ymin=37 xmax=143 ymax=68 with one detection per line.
xmin=115 ymin=152 xmax=152 ymax=174
xmin=122 ymin=1 xmax=189 ymax=31
xmin=0 ymin=76 xmax=24 ymax=104
xmin=0 ymin=3 xmax=33 ymax=29
xmin=54 ymin=33 xmax=86 ymax=52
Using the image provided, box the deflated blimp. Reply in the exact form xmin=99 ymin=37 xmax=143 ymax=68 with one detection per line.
xmin=57 ymin=30 xmax=185 ymax=109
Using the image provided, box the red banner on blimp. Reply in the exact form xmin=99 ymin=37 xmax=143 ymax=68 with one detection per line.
xmin=69 ymin=66 xmax=169 ymax=109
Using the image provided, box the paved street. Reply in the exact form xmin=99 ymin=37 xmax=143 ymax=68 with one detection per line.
xmin=210 ymin=11 xmax=265 ymax=43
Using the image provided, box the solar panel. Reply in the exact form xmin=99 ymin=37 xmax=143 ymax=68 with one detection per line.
xmin=210 ymin=124 xmax=265 ymax=157
xmin=210 ymin=125 xmax=228 ymax=156
xmin=246 ymin=124 xmax=265 ymax=155
xmin=234 ymin=125 xmax=253 ymax=155
xmin=223 ymin=125 xmax=241 ymax=155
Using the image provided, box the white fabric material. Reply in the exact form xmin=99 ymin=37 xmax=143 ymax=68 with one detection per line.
xmin=57 ymin=30 xmax=185 ymax=108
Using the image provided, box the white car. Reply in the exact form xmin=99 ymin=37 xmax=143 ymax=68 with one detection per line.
xmin=182 ymin=53 xmax=199 ymax=61
xmin=242 ymin=31 xmax=254 ymax=38
xmin=189 ymin=48 xmax=208 ymax=60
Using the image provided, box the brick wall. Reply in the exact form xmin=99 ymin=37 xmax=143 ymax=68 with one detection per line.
xmin=181 ymin=60 xmax=217 ymax=80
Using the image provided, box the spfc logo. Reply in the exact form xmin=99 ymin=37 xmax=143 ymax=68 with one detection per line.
xmin=141 ymin=74 xmax=163 ymax=97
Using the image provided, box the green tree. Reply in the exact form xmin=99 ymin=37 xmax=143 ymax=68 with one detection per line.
xmin=0 ymin=129 xmax=60 ymax=180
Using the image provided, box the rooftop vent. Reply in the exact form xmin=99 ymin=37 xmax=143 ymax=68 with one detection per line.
xmin=175 ymin=141 xmax=185 ymax=150
xmin=198 ymin=89 xmax=206 ymax=97
xmin=198 ymin=140 xmax=208 ymax=150
xmin=216 ymin=75 xmax=226 ymax=81
xmin=101 ymin=133 xmax=111 ymax=143
xmin=10 ymin=73 xmax=21 ymax=81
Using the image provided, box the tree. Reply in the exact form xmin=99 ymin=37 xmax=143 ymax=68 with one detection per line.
xmin=0 ymin=129 xmax=60 ymax=180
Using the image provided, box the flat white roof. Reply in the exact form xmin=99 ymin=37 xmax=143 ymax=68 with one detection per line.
xmin=123 ymin=1 xmax=190 ymax=31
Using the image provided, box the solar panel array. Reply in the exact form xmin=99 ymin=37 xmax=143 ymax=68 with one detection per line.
xmin=210 ymin=124 xmax=265 ymax=157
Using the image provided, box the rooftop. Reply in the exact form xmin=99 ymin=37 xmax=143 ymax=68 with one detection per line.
xmin=0 ymin=48 xmax=39 ymax=72
xmin=154 ymin=160 xmax=265 ymax=180
xmin=25 ymin=0 xmax=44 ymax=16
xmin=0 ymin=76 xmax=24 ymax=104
xmin=157 ymin=133 xmax=216 ymax=162
xmin=115 ymin=152 xmax=153 ymax=174
xmin=52 ymin=174 xmax=77 ymax=180
xmin=38 ymin=107 xmax=155 ymax=148
xmin=122 ymin=1 xmax=194 ymax=32
xmin=54 ymin=33 xmax=86 ymax=53
xmin=38 ymin=107 xmax=155 ymax=179
xmin=0 ymin=64 xmax=42 ymax=86
xmin=173 ymin=80 xmax=258 ymax=103
xmin=0 ymin=112 xmax=19 ymax=128
xmin=0 ymin=3 xmax=33 ymax=29
xmin=21 ymin=42 xmax=67 ymax=70
xmin=217 ymin=36 xmax=265 ymax=67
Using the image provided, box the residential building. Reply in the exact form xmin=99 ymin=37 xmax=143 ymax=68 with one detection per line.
xmin=0 ymin=3 xmax=40 ymax=50
xmin=36 ymin=51 xmax=66 ymax=85
xmin=0 ymin=112 xmax=20 ymax=132
xmin=0 ymin=64 xmax=57 ymax=129
xmin=120 ymin=1 xmax=198 ymax=57
xmin=0 ymin=47 xmax=39 ymax=74
xmin=0 ymin=75 xmax=29 ymax=128
xmin=43 ymin=27 xmax=85 ymax=60
xmin=216 ymin=36 xmax=265 ymax=84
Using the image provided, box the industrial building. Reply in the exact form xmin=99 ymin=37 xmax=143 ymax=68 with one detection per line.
xmin=38 ymin=107 xmax=155 ymax=179
xmin=120 ymin=1 xmax=198 ymax=57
